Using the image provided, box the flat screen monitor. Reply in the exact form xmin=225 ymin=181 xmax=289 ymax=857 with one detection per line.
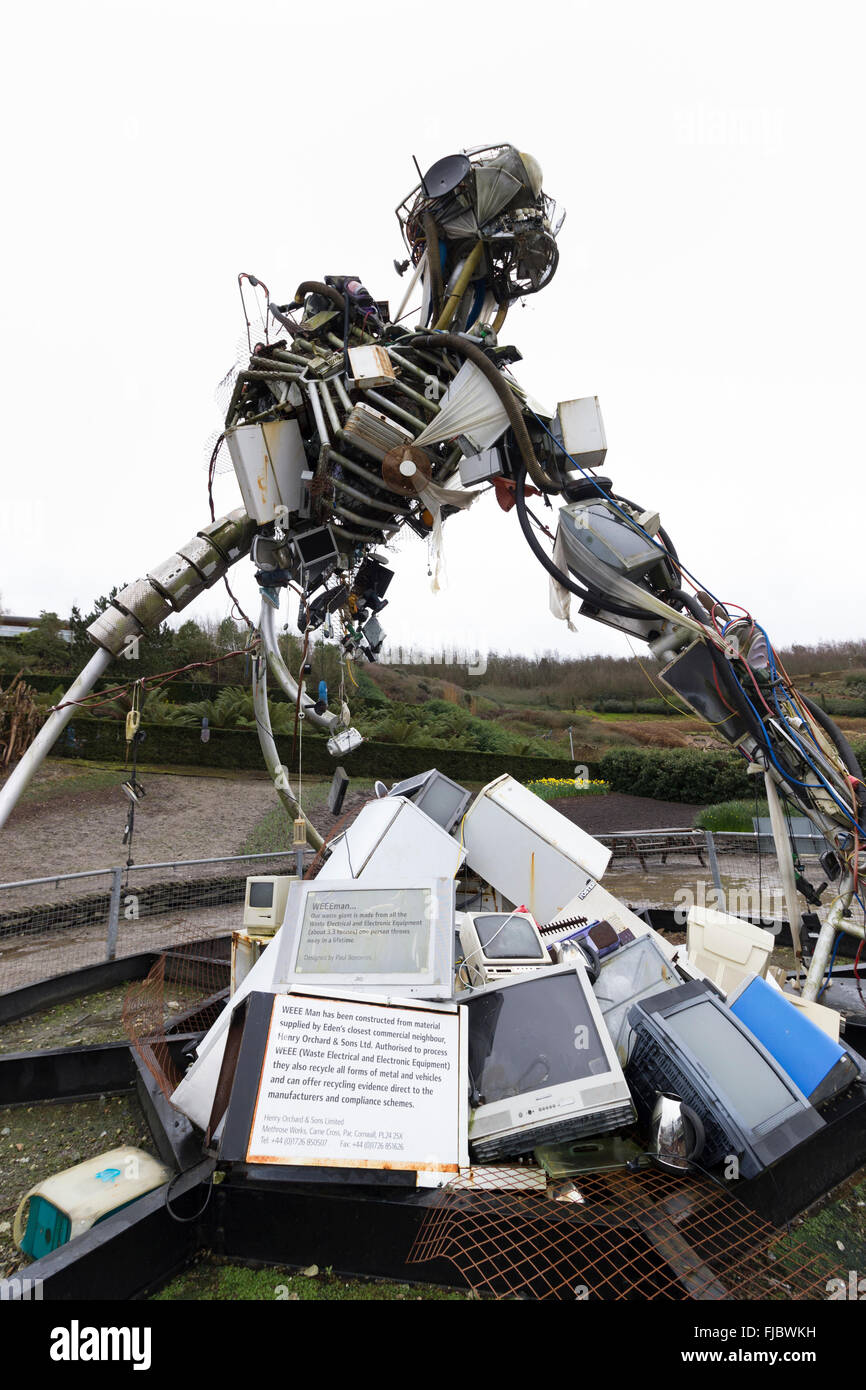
xmin=464 ymin=963 xmax=635 ymax=1161
xmin=274 ymin=877 xmax=455 ymax=999
xmin=626 ymin=979 xmax=824 ymax=1179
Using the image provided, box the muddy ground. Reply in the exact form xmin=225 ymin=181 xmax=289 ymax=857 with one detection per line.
xmin=0 ymin=1093 xmax=156 ymax=1278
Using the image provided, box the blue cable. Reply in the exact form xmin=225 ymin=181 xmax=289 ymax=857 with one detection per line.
xmin=530 ymin=408 xmax=866 ymax=834
xmin=747 ymin=621 xmax=865 ymax=834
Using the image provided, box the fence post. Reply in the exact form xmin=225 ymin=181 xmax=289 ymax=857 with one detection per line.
xmin=704 ymin=831 xmax=723 ymax=896
xmin=106 ymin=867 xmax=122 ymax=961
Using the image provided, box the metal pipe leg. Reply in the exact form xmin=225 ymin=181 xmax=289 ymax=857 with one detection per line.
xmin=0 ymin=647 xmax=113 ymax=831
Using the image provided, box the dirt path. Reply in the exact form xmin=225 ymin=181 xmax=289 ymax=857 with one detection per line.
xmin=0 ymin=763 xmax=293 ymax=881
xmin=550 ymin=791 xmax=705 ymax=834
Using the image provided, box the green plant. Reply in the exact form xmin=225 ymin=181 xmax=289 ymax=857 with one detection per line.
xmin=694 ymin=799 xmax=770 ymax=832
xmin=599 ymin=746 xmax=754 ymax=804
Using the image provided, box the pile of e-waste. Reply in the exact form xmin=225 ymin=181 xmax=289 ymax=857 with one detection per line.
xmin=169 ymin=769 xmax=863 ymax=1206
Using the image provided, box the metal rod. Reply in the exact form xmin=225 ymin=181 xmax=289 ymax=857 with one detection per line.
xmin=331 ymin=475 xmax=412 ymax=515
xmin=0 ymin=647 xmax=113 ymax=832
xmin=764 ymin=769 xmax=803 ymax=987
xmin=318 ymin=378 xmax=342 ymax=435
xmin=327 ymin=447 xmax=408 ymax=500
xmin=106 ymin=866 xmax=123 ymax=960
xmin=804 ymin=872 xmax=857 ymax=999
xmin=362 ymin=389 xmax=426 ymax=432
xmin=704 ymin=831 xmax=723 ymax=895
xmin=333 ymin=503 xmax=398 ymax=533
xmin=394 ymin=250 xmax=426 ymax=324
xmin=305 ymin=380 xmax=329 ymax=444
xmin=259 ymin=601 xmax=338 ymax=736
xmin=251 ymin=637 xmax=323 ymax=851
xmin=386 ymin=375 xmax=440 ymax=415
xmin=331 ymin=376 xmax=353 ymax=413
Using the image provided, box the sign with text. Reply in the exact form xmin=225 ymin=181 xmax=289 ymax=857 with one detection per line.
xmin=294 ymin=886 xmax=431 ymax=977
xmin=247 ymin=993 xmax=463 ymax=1176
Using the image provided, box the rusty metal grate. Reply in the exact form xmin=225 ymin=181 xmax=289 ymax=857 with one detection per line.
xmin=407 ymin=1164 xmax=841 ymax=1301
xmin=123 ymin=945 xmax=230 ymax=1100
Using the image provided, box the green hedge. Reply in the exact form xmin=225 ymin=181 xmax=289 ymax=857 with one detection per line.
xmin=598 ymin=746 xmax=755 ymax=803
xmin=53 ymin=717 xmax=587 ymax=784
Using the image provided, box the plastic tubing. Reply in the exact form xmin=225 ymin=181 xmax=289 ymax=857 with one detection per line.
xmin=293 ymin=280 xmax=346 ymax=313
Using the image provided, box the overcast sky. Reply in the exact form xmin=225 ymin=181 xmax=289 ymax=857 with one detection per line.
xmin=2 ymin=0 xmax=864 ymax=670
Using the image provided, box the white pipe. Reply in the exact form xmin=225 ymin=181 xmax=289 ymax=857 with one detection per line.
xmin=0 ymin=646 xmax=113 ymax=831
xmin=394 ymin=250 xmax=426 ymax=325
xmin=250 ymin=638 xmax=323 ymax=850
xmin=803 ymin=872 xmax=856 ymax=1001
xmin=259 ymin=601 xmax=338 ymax=734
xmin=764 ymin=770 xmax=804 ymax=989
xmin=305 ymin=380 xmax=329 ymax=444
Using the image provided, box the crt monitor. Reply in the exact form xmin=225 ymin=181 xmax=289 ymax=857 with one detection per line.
xmin=243 ymin=876 xmax=295 ymax=934
xmin=389 ymin=769 xmax=471 ymax=834
xmin=626 ymin=979 xmax=824 ymax=1180
xmin=457 ymin=910 xmax=549 ymax=988
xmin=274 ymin=876 xmax=455 ymax=1000
xmin=464 ymin=963 xmax=635 ymax=1162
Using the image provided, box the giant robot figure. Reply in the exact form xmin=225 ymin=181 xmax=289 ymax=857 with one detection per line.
xmin=1 ymin=143 xmax=862 ymax=1001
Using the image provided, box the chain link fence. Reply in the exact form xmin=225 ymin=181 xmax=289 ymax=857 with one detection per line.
xmin=596 ymin=828 xmax=836 ymax=935
xmin=0 ymin=851 xmax=308 ymax=995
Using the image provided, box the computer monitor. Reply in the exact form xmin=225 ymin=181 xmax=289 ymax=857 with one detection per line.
xmin=626 ymin=979 xmax=824 ymax=1179
xmin=457 ymin=910 xmax=549 ymax=988
xmin=595 ymin=932 xmax=687 ymax=1064
xmin=274 ymin=876 xmax=455 ymax=999
xmin=242 ymin=876 xmax=295 ymax=934
xmin=389 ymin=769 xmax=471 ymax=834
xmin=464 ymin=963 xmax=635 ymax=1162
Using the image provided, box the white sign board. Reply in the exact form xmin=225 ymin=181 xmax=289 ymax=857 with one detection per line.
xmin=294 ymin=886 xmax=431 ymax=977
xmin=247 ymin=994 xmax=465 ymax=1179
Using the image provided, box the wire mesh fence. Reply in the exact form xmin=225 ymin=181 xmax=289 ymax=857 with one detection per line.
xmin=123 ymin=945 xmax=232 ymax=1100
xmin=596 ymin=829 xmax=835 ymax=934
xmin=407 ymin=1162 xmax=842 ymax=1301
xmin=0 ymin=851 xmax=304 ymax=995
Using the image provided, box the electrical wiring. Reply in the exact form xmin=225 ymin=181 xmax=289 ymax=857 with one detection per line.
xmin=623 ymin=635 xmax=739 ymax=727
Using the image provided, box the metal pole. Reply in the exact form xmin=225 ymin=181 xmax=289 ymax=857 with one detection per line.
xmin=764 ymin=770 xmax=804 ymax=989
xmin=704 ymin=831 xmax=723 ymax=896
xmin=0 ymin=647 xmax=113 ymax=832
xmin=106 ymin=866 xmax=123 ymax=960
xmin=251 ymin=615 xmax=324 ymax=851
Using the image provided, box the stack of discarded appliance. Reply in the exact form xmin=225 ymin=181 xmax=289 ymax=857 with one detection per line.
xmin=171 ymin=770 xmax=864 ymax=1193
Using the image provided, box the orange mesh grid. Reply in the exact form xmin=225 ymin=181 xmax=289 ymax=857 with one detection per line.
xmin=408 ymin=1164 xmax=841 ymax=1301
xmin=123 ymin=943 xmax=230 ymax=1100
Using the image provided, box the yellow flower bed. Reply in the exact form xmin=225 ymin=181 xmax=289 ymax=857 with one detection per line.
xmin=526 ymin=776 xmax=610 ymax=802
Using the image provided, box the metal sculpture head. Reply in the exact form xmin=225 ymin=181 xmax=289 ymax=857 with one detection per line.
xmin=396 ymin=144 xmax=565 ymax=332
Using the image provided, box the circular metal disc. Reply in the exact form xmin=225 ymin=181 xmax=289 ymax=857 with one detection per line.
xmin=422 ymin=154 xmax=471 ymax=199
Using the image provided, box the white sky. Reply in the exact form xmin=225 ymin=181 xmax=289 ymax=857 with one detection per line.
xmin=2 ymin=0 xmax=864 ymax=668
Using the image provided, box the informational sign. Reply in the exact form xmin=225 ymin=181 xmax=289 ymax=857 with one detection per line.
xmin=246 ymin=993 xmax=464 ymax=1177
xmin=293 ymin=887 xmax=431 ymax=977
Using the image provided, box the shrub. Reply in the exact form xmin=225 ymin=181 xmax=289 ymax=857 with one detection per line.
xmin=694 ymin=799 xmax=770 ymax=832
xmin=599 ymin=746 xmax=754 ymax=803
